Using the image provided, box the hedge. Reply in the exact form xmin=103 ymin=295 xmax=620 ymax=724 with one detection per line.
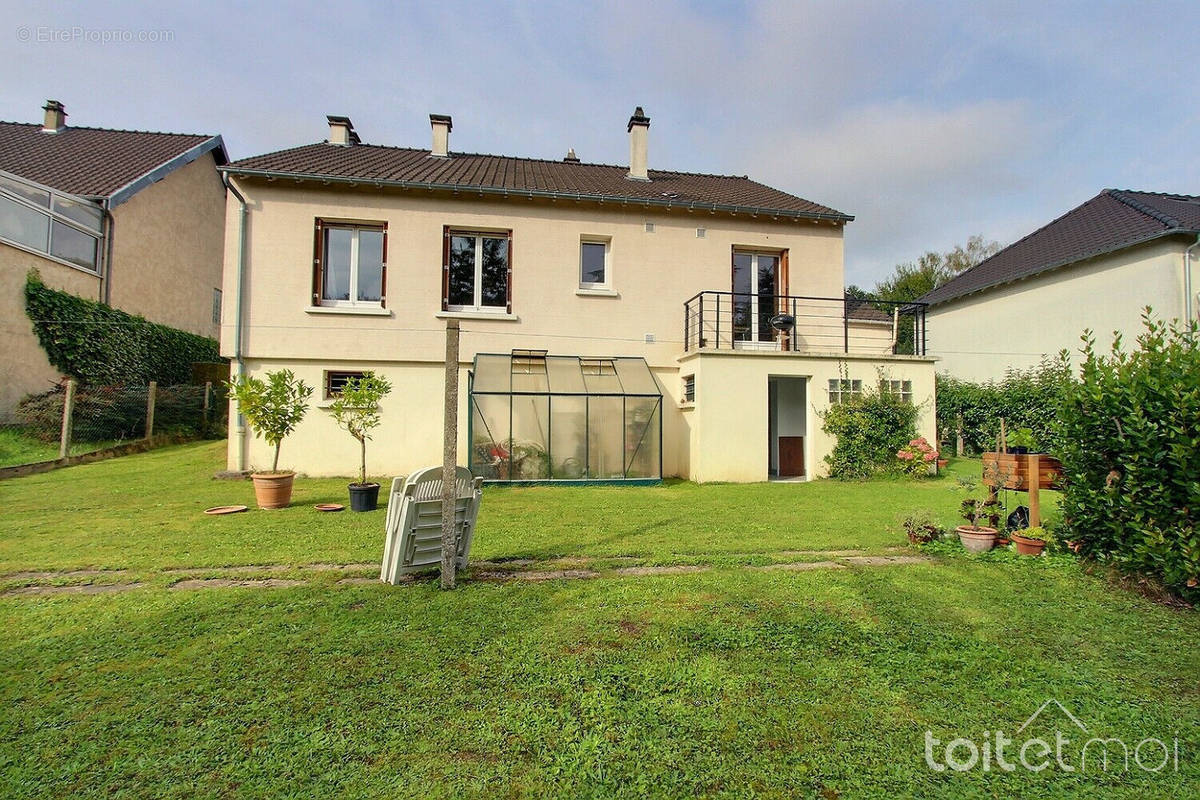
xmin=1057 ymin=313 xmax=1200 ymax=602
xmin=24 ymin=271 xmax=222 ymax=386
xmin=935 ymin=354 xmax=1074 ymax=455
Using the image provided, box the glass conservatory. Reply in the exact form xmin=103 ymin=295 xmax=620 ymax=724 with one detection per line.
xmin=468 ymin=350 xmax=663 ymax=483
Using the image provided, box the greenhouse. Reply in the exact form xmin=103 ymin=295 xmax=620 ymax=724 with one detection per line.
xmin=468 ymin=350 xmax=663 ymax=483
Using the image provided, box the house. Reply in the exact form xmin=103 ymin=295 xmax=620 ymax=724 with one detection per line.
xmin=0 ymin=100 xmax=228 ymax=416
xmin=922 ymin=190 xmax=1200 ymax=382
xmin=219 ymin=108 xmax=935 ymax=482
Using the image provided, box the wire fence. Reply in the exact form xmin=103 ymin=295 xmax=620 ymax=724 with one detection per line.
xmin=0 ymin=381 xmax=227 ymax=469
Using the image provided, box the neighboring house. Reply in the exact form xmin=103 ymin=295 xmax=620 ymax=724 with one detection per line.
xmin=923 ymin=190 xmax=1200 ymax=382
xmin=220 ymin=108 xmax=935 ymax=482
xmin=0 ymin=100 xmax=228 ymax=416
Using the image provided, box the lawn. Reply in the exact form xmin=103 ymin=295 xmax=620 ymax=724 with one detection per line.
xmin=1 ymin=443 xmax=1194 ymax=798
xmin=0 ymin=427 xmax=58 ymax=468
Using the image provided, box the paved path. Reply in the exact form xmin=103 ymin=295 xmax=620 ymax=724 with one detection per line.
xmin=1 ymin=552 xmax=935 ymax=596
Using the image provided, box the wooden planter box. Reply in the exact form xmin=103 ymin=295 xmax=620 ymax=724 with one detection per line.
xmin=981 ymin=452 xmax=1063 ymax=527
xmin=981 ymin=452 xmax=1063 ymax=491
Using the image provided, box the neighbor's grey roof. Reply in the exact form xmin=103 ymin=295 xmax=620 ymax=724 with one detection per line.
xmin=0 ymin=121 xmax=226 ymax=201
xmin=222 ymin=141 xmax=852 ymax=222
xmin=921 ymin=189 xmax=1200 ymax=306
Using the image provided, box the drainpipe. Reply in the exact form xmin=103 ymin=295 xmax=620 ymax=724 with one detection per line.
xmin=222 ymin=173 xmax=249 ymax=471
xmin=101 ymin=201 xmax=115 ymax=305
xmin=1186 ymin=234 xmax=1200 ymax=329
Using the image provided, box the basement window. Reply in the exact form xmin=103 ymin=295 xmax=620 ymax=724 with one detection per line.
xmin=682 ymin=374 xmax=695 ymax=403
xmin=325 ymin=370 xmax=366 ymax=399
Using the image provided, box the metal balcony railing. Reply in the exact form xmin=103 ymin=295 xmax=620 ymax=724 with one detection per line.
xmin=683 ymin=291 xmax=927 ymax=355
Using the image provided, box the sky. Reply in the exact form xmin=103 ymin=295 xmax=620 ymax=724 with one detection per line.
xmin=3 ymin=0 xmax=1198 ymax=288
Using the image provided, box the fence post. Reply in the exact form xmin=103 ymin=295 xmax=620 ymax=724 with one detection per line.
xmin=203 ymin=381 xmax=212 ymax=429
xmin=440 ymin=319 xmax=461 ymax=591
xmin=146 ymin=381 xmax=157 ymax=440
xmin=59 ymin=380 xmax=76 ymax=460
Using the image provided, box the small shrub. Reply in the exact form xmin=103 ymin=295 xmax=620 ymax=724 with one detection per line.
xmin=895 ymin=437 xmax=938 ymax=477
xmin=1056 ymin=311 xmax=1200 ymax=601
xmin=900 ymin=510 xmax=943 ymax=544
xmin=821 ymin=376 xmax=919 ymax=480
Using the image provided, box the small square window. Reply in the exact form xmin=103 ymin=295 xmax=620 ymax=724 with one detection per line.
xmin=682 ymin=374 xmax=695 ymax=403
xmin=580 ymin=239 xmax=609 ymax=288
xmin=644 ymin=222 xmax=655 ymax=233
xmin=325 ymin=370 xmax=365 ymax=399
xmin=827 ymin=378 xmax=863 ymax=404
xmin=884 ymin=379 xmax=913 ymax=404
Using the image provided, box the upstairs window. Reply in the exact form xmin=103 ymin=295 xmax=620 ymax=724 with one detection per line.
xmin=827 ymin=378 xmax=863 ymax=404
xmin=312 ymin=220 xmax=386 ymax=308
xmin=579 ymin=238 xmax=610 ymax=289
xmin=444 ymin=228 xmax=511 ymax=312
xmin=0 ymin=171 xmax=103 ymax=273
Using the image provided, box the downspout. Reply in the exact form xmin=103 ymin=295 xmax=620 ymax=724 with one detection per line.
xmin=222 ymin=173 xmax=249 ymax=471
xmin=1186 ymin=234 xmax=1200 ymax=329
xmin=101 ymin=201 xmax=115 ymax=305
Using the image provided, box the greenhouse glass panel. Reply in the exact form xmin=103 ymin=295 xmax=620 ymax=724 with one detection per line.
xmin=469 ymin=352 xmax=661 ymax=482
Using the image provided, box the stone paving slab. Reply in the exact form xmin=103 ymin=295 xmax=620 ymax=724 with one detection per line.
xmin=4 ymin=582 xmax=145 ymax=596
xmin=170 ymin=578 xmax=309 ymax=590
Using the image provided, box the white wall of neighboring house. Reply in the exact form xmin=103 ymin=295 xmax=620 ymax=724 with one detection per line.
xmin=925 ymin=237 xmax=1195 ymax=383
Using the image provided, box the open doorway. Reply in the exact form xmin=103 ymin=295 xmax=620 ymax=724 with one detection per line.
xmin=767 ymin=376 xmax=808 ymax=480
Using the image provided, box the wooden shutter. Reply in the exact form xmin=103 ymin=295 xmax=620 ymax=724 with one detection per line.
xmin=506 ymin=230 xmax=513 ymax=314
xmin=379 ymin=224 xmax=388 ymax=309
xmin=442 ymin=226 xmax=451 ymax=310
xmin=778 ymin=249 xmax=791 ymax=349
xmin=312 ymin=219 xmax=325 ymax=306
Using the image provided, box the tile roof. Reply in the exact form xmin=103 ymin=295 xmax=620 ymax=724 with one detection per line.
xmin=922 ymin=189 xmax=1200 ymax=306
xmin=223 ymin=142 xmax=852 ymax=221
xmin=0 ymin=121 xmax=224 ymax=198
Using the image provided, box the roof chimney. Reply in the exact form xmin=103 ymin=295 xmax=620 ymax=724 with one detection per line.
xmin=42 ymin=100 xmax=67 ymax=134
xmin=626 ymin=106 xmax=650 ymax=181
xmin=430 ymin=114 xmax=452 ymax=157
xmin=327 ymin=115 xmax=359 ymax=146
xmin=563 ymin=148 xmax=580 ymax=163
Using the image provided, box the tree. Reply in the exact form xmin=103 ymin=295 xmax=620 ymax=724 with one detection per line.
xmin=329 ymin=372 xmax=393 ymax=486
xmin=227 ymin=370 xmax=313 ymax=473
xmin=873 ymin=235 xmax=1002 ymax=303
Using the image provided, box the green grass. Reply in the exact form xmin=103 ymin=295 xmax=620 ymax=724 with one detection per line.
xmin=0 ymin=443 xmax=1194 ymax=798
xmin=0 ymin=427 xmax=59 ymax=468
xmin=0 ymin=441 xmax=1028 ymax=573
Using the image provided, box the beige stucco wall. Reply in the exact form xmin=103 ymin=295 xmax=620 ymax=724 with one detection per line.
xmin=926 ymin=238 xmax=1193 ymax=383
xmin=0 ymin=244 xmax=100 ymax=418
xmin=219 ymin=178 xmax=845 ymax=367
xmin=677 ymin=351 xmax=936 ymax=482
xmin=108 ymin=151 xmax=226 ymax=339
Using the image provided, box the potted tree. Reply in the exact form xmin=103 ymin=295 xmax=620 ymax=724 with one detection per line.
xmin=957 ymin=497 xmax=999 ymax=552
xmin=1007 ymin=427 xmax=1037 ymax=455
xmin=1011 ymin=525 xmax=1050 ymax=556
xmin=228 ymin=370 xmax=313 ymax=509
xmin=328 ymin=372 xmax=392 ymax=511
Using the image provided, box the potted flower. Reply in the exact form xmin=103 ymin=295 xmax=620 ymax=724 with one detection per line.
xmin=328 ymin=372 xmax=393 ymax=511
xmin=1011 ymin=525 xmax=1050 ymax=556
xmin=228 ymin=370 xmax=313 ymax=509
xmin=900 ymin=510 xmax=943 ymax=544
xmin=957 ymin=497 xmax=999 ymax=552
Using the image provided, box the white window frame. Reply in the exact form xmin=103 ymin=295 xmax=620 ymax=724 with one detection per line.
xmin=579 ymin=237 xmax=611 ymax=290
xmin=319 ymin=223 xmax=385 ymax=309
xmin=884 ymin=379 xmax=913 ymax=404
xmin=682 ymin=374 xmax=696 ymax=403
xmin=0 ymin=169 xmax=103 ymax=275
xmin=827 ymin=378 xmax=863 ymax=404
xmin=447 ymin=231 xmax=509 ymax=313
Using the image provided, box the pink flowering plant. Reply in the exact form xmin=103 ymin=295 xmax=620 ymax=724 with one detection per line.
xmin=896 ymin=437 xmax=938 ymax=477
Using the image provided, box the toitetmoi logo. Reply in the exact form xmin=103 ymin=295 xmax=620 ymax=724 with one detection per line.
xmin=924 ymin=700 xmax=1180 ymax=774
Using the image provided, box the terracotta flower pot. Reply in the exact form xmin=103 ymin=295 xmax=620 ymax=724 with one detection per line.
xmin=251 ymin=471 xmax=295 ymax=509
xmin=1011 ymin=532 xmax=1047 ymax=556
xmin=956 ymin=525 xmax=998 ymax=553
xmin=937 ymin=459 xmax=948 ymax=469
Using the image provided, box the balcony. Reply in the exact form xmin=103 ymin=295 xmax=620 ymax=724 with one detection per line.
xmin=683 ymin=291 xmax=927 ymax=356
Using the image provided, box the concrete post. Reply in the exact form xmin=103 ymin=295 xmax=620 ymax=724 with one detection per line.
xmin=146 ymin=381 xmax=157 ymax=440
xmin=58 ymin=380 xmax=76 ymax=460
xmin=440 ymin=319 xmax=461 ymax=590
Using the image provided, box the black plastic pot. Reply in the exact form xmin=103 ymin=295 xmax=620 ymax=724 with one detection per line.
xmin=348 ymin=482 xmax=380 ymax=512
